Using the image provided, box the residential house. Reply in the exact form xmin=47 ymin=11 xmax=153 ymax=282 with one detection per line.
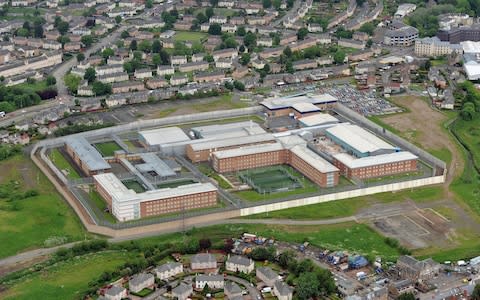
xmin=273 ymin=280 xmax=293 ymax=300
xmin=134 ymin=68 xmax=153 ymax=80
xmin=348 ymin=49 xmax=374 ymax=62
xmin=256 ymin=267 xmax=278 ymax=287
xmin=170 ymin=75 xmax=188 ymax=86
xmin=129 ymin=273 xmax=154 ymax=293
xmin=172 ymin=283 xmax=193 ymax=300
xmin=192 ymin=53 xmax=205 ymax=62
xmin=212 ymin=48 xmax=238 ymax=61
xmin=230 ymin=17 xmax=245 ymax=25
xmin=338 ymin=38 xmax=365 ymax=50
xmin=155 ymin=262 xmax=183 ymax=280
xmin=259 ymin=47 xmax=284 ymax=59
xmin=293 ymin=59 xmax=317 ymax=70
xmin=290 ymin=38 xmax=317 ymax=51
xmin=77 ymin=80 xmax=94 ymax=96
xmin=106 ymin=94 xmax=127 ymax=107
xmin=257 ymin=37 xmax=273 ymax=47
xmin=161 ymin=39 xmax=175 ymax=49
xmin=224 ymin=281 xmax=243 ymax=299
xmin=195 ymin=274 xmax=224 ymax=290
xmin=157 ymin=65 xmax=175 ymax=76
xmin=190 ymin=253 xmax=217 ymax=270
xmin=353 ymin=31 xmax=370 ymax=41
xmin=160 ymin=30 xmax=176 ymax=39
xmin=112 ymin=81 xmax=145 ymax=94
xmin=174 ymin=21 xmax=193 ymax=31
xmin=43 ymin=40 xmax=62 ymax=50
xmin=251 ymin=59 xmax=265 ymax=69
xmin=97 ymin=72 xmax=129 ymax=84
xmin=222 ymin=24 xmax=237 ymax=33
xmin=96 ymin=64 xmax=124 ymax=76
xmin=0 ymin=50 xmax=10 ymax=64
xmin=226 ymin=255 xmax=254 ymax=273
xmin=194 ymin=71 xmax=225 ymax=83
xmin=215 ymin=58 xmax=232 ymax=69
xmin=232 ymin=65 xmax=249 ymax=79
xmin=210 ymin=15 xmax=228 ymax=24
xmin=107 ymin=56 xmax=124 ymax=65
xmin=307 ymin=23 xmax=323 ymax=33
xmin=171 ymin=55 xmax=188 ymax=65
xmin=388 ymin=279 xmax=415 ymax=299
xmin=146 ymin=77 xmax=169 ymax=89
xmin=103 ymin=285 xmax=127 ymax=300
xmin=179 ymin=61 xmax=209 ymax=73
xmin=280 ymin=33 xmax=298 ymax=46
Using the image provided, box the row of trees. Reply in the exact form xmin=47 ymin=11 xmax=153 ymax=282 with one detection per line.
xmin=455 ymin=81 xmax=480 ymax=121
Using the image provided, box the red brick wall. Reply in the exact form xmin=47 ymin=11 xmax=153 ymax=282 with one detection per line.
xmin=139 ymin=190 xmax=217 ymax=217
xmin=334 ymin=158 xmax=418 ymax=179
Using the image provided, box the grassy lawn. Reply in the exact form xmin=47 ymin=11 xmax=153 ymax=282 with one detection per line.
xmin=88 ymin=190 xmax=117 ymax=224
xmin=173 ymin=31 xmax=207 ymax=43
xmin=2 ymin=251 xmax=132 ymax=300
xmin=452 ymin=115 xmax=480 ymax=170
xmin=123 ymin=140 xmax=137 ymax=151
xmin=197 ymin=164 xmax=231 ymax=189
xmin=0 ymin=155 xmax=84 ymax=258
xmin=156 ymin=108 xmax=178 ymax=118
xmin=49 ymin=149 xmax=81 ymax=179
xmin=367 ymin=115 xmax=401 ymax=135
xmin=122 ymin=180 xmax=146 ymax=193
xmin=94 ymin=142 xmax=122 ymax=157
xmin=190 ymin=94 xmax=249 ymax=112
xmin=15 ymin=80 xmax=48 ymax=92
xmin=428 ymin=147 xmax=453 ymax=165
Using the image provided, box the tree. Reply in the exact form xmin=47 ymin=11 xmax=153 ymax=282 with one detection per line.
xmin=152 ymin=53 xmax=161 ymax=66
xmin=262 ymin=0 xmax=272 ymax=8
xmin=152 ymin=39 xmax=162 ymax=53
xmin=277 ymin=250 xmax=295 ymax=268
xmin=77 ymin=53 xmax=85 ymax=62
xmin=121 ymin=30 xmax=130 ymax=39
xmin=296 ymin=272 xmax=320 ymax=300
xmin=208 ymin=24 xmax=222 ymax=35
xmin=240 ymin=53 xmax=251 ymax=65
xmin=57 ymin=35 xmax=70 ymax=46
xmin=273 ymin=0 xmax=281 ymax=9
xmin=224 ymin=81 xmax=234 ymax=90
xmin=205 ymin=7 xmax=214 ymax=19
xmin=16 ymin=28 xmax=29 ymax=37
xmin=204 ymin=54 xmax=214 ymax=63
xmin=23 ymin=21 xmax=31 ymax=32
xmin=138 ymin=40 xmax=152 ymax=53
xmin=334 ymin=26 xmax=353 ymax=39
xmin=471 ymin=284 xmax=480 ymax=300
xmin=285 ymin=60 xmax=294 ymax=73
xmin=222 ymin=37 xmax=238 ymax=49
xmin=196 ymin=12 xmax=208 ymax=24
xmin=244 ymin=32 xmax=257 ymax=48
xmin=81 ymin=35 xmax=94 ymax=47
xmin=33 ymin=21 xmax=43 ymax=38
xmin=46 ymin=75 xmax=56 ymax=86
xmin=297 ymin=27 xmax=308 ymax=40
xmin=130 ymin=39 xmax=137 ymax=51
xmin=283 ymin=46 xmax=292 ymax=57
xmin=92 ymin=81 xmax=111 ymax=96
xmin=84 ymin=67 xmax=96 ymax=83
xmin=334 ymin=50 xmax=346 ymax=64
xmin=286 ymin=0 xmax=294 ymax=8
xmin=145 ymin=0 xmax=153 ymax=8
xmin=234 ymin=80 xmax=245 ymax=91
xmin=102 ymin=48 xmax=114 ymax=59
xmin=397 ymin=293 xmax=416 ymax=300
xmin=358 ymin=22 xmax=375 ymax=35
xmin=461 ymin=102 xmax=475 ymax=121
xmin=64 ymin=73 xmax=82 ymax=93
xmin=57 ymin=20 xmax=69 ymax=35
xmin=199 ymin=238 xmax=212 ymax=250
xmin=237 ymin=26 xmax=246 ymax=36
xmin=115 ymin=15 xmax=122 ymax=24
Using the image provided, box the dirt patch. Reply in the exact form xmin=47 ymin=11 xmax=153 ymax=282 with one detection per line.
xmin=380 ymin=95 xmax=463 ymax=189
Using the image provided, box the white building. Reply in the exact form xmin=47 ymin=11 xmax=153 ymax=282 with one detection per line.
xmin=394 ymin=4 xmax=416 ymax=18
xmin=129 ymin=273 xmax=154 ymax=293
xmin=191 ymin=253 xmax=217 ymax=270
xmin=226 ymin=255 xmax=254 ymax=273
xmin=414 ymin=37 xmax=462 ymax=57
xmin=195 ymin=274 xmax=224 ymax=289
xmin=155 ymin=262 xmax=183 ymax=280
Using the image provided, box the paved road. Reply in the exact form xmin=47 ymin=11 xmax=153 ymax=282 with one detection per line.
xmin=226 ymin=275 xmax=261 ymax=300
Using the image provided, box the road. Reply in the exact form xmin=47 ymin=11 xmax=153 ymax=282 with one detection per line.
xmin=226 ymin=275 xmax=261 ymax=300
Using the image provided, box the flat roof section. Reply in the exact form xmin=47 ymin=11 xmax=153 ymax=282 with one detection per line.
xmin=333 ymin=151 xmax=418 ymax=169
xmin=65 ymin=137 xmax=111 ymax=171
xmin=189 ymin=133 xmax=275 ymax=151
xmin=291 ymin=102 xmax=321 ymax=113
xmin=191 ymin=121 xmax=266 ymax=139
xmin=290 ymin=145 xmax=339 ymax=174
xmin=260 ymin=93 xmax=338 ymax=110
xmin=299 ymin=113 xmax=339 ymax=127
xmin=135 ymin=153 xmax=176 ymax=177
xmin=212 ymin=142 xmax=284 ymax=159
xmin=139 ymin=127 xmax=190 ymax=147
xmin=93 ymin=173 xmax=217 ymax=203
xmin=326 ymin=124 xmax=396 ymax=155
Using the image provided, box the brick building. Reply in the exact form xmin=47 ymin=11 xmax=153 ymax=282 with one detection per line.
xmin=64 ymin=137 xmax=111 ymax=176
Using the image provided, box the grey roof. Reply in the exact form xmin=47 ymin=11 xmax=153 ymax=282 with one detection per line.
xmin=173 ymin=283 xmax=192 ymax=295
xmin=398 ymin=255 xmax=438 ymax=272
xmin=135 ymin=153 xmax=176 ymax=177
xmin=190 ymin=133 xmax=274 ymax=151
xmin=191 ymin=121 xmax=266 ymax=139
xmin=129 ymin=273 xmax=154 ymax=286
xmin=105 ymin=285 xmax=126 ymax=296
xmin=257 ymin=267 xmax=278 ymax=280
xmin=196 ymin=274 xmax=224 ymax=282
xmin=274 ymin=280 xmax=292 ymax=296
xmin=227 ymin=255 xmax=252 ymax=267
xmin=155 ymin=262 xmax=182 ymax=273
xmin=65 ymin=137 xmax=111 ymax=171
xmin=191 ymin=253 xmax=216 ymax=264
xmin=225 ymin=281 xmax=242 ymax=294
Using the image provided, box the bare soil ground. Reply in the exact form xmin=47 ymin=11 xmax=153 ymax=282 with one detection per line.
xmin=381 ymin=96 xmax=463 ymax=188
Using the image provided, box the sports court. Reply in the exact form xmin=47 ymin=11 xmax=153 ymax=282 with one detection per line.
xmin=239 ymin=166 xmax=303 ymax=194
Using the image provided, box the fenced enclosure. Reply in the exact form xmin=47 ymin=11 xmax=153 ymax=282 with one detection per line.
xmin=239 ymin=166 xmax=303 ymax=194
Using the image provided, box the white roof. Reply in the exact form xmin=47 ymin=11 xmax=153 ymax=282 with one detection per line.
xmin=299 ymin=113 xmax=339 ymax=127
xmin=191 ymin=121 xmax=266 ymax=139
xmin=291 ymin=102 xmax=321 ymax=113
xmin=290 ymin=145 xmax=339 ymax=173
xmin=213 ymin=142 xmax=284 ymax=159
xmin=260 ymin=93 xmax=337 ymax=110
xmin=326 ymin=124 xmax=396 ymax=154
xmin=276 ymin=134 xmax=307 ymax=148
xmin=190 ymin=133 xmax=275 ymax=151
xmin=464 ymin=60 xmax=480 ymax=80
xmin=461 ymin=41 xmax=480 ymax=54
xmin=93 ymin=173 xmax=217 ymax=203
xmin=139 ymin=127 xmax=190 ymax=146
xmin=333 ymin=151 xmax=418 ymax=169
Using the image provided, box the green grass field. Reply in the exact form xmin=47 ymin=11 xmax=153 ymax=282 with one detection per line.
xmin=173 ymin=31 xmax=207 ymax=43
xmin=49 ymin=149 xmax=81 ymax=179
xmin=122 ymin=180 xmax=146 ymax=193
xmin=88 ymin=190 xmax=117 ymax=223
xmin=453 ymin=115 xmax=480 ymax=170
xmin=240 ymin=167 xmax=302 ymax=193
xmin=94 ymin=142 xmax=122 ymax=157
xmin=0 ymin=155 xmax=84 ymax=258
xmin=2 ymin=251 xmax=132 ymax=300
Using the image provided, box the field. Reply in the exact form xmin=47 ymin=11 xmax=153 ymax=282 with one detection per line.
xmin=452 ymin=115 xmax=480 ymax=170
xmin=239 ymin=167 xmax=303 ymax=194
xmin=88 ymin=190 xmax=117 ymax=224
xmin=1 ymin=251 xmax=132 ymax=300
xmin=49 ymin=149 xmax=81 ymax=179
xmin=122 ymin=180 xmax=146 ymax=193
xmin=173 ymin=31 xmax=207 ymax=43
xmin=94 ymin=142 xmax=122 ymax=157
xmin=0 ymin=155 xmax=84 ymax=259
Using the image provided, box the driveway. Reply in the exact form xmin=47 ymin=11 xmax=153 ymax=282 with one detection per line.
xmin=226 ymin=275 xmax=262 ymax=300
